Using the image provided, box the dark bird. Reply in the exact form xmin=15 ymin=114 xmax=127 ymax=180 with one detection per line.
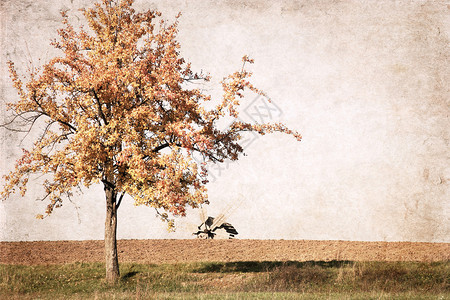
xmin=193 ymin=216 xmax=238 ymax=239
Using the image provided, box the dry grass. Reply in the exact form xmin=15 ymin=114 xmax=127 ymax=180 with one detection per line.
xmin=1 ymin=260 xmax=448 ymax=299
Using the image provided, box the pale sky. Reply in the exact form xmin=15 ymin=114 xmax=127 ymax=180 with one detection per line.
xmin=1 ymin=0 xmax=448 ymax=242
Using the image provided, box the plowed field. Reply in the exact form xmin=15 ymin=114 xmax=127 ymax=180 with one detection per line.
xmin=1 ymin=240 xmax=448 ymax=265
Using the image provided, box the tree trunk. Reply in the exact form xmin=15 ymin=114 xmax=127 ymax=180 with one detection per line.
xmin=105 ymin=184 xmax=120 ymax=283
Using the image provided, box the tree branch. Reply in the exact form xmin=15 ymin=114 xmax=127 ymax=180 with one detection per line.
xmin=116 ymin=192 xmax=125 ymax=209
xmin=152 ymin=143 xmax=170 ymax=153
xmin=92 ymin=89 xmax=108 ymax=125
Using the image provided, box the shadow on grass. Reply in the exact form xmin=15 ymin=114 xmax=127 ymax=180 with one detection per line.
xmin=121 ymin=270 xmax=139 ymax=281
xmin=193 ymin=260 xmax=354 ymax=273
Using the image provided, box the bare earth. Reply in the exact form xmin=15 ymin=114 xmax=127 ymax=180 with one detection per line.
xmin=0 ymin=240 xmax=449 ymax=265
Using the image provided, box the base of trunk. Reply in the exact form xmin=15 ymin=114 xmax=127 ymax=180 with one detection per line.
xmin=105 ymin=185 xmax=120 ymax=283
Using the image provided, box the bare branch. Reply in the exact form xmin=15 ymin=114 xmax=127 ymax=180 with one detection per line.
xmin=116 ymin=192 xmax=125 ymax=209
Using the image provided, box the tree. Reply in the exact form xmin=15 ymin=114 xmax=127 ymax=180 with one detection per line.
xmin=1 ymin=0 xmax=301 ymax=283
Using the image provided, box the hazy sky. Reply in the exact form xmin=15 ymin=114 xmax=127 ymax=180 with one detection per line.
xmin=1 ymin=0 xmax=448 ymax=242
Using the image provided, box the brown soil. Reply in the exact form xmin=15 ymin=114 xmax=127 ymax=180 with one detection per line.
xmin=1 ymin=240 xmax=448 ymax=265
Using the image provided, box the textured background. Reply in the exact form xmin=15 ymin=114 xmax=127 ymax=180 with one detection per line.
xmin=1 ymin=0 xmax=449 ymax=242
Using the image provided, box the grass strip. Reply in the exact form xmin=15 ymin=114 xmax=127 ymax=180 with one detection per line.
xmin=1 ymin=260 xmax=448 ymax=299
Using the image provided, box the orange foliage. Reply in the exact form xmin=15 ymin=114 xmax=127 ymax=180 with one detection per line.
xmin=1 ymin=0 xmax=301 ymax=224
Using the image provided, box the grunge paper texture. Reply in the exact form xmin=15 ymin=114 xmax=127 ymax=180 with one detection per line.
xmin=1 ymin=0 xmax=448 ymax=242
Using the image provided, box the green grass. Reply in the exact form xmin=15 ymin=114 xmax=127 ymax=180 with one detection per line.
xmin=1 ymin=261 xmax=448 ymax=299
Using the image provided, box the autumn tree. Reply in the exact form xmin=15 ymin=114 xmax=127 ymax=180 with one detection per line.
xmin=1 ymin=0 xmax=301 ymax=282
